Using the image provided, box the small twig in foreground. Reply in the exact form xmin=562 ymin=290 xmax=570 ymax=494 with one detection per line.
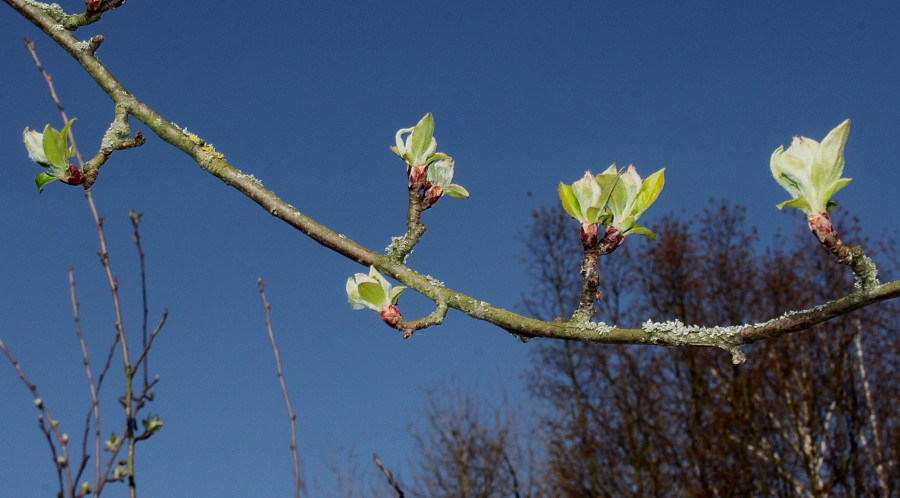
xmin=373 ymin=453 xmax=405 ymax=498
xmin=258 ymin=279 xmax=303 ymax=498
xmin=1 ymin=339 xmax=74 ymax=496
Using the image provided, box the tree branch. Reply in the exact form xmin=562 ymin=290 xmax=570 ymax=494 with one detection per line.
xmin=6 ymin=0 xmax=898 ymax=362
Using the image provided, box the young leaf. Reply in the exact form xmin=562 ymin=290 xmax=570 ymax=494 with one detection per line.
xmin=558 ymin=183 xmax=582 ymax=220
xmin=35 ymin=172 xmax=58 ymax=193
xmin=625 ymin=224 xmax=656 ymax=239
xmin=410 ymin=113 xmax=435 ymax=165
xmin=442 ymin=184 xmax=470 ymax=199
xmin=42 ymin=124 xmax=67 ymax=168
xmin=357 ymin=281 xmax=386 ymax=307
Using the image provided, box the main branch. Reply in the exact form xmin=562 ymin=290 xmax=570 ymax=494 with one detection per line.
xmin=6 ymin=0 xmax=899 ymax=363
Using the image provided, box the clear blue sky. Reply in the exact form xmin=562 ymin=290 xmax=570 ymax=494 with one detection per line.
xmin=1 ymin=1 xmax=898 ymax=496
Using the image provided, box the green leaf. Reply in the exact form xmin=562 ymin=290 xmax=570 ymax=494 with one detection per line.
xmin=442 ymin=184 xmax=470 ymax=199
xmin=41 ymin=124 xmax=67 ymax=168
xmin=429 ymin=152 xmax=451 ymax=163
xmin=607 ymin=180 xmax=628 ymax=218
xmin=59 ymin=119 xmax=76 ymax=147
xmin=634 ymin=169 xmax=665 ymax=214
xmin=35 ymin=172 xmax=58 ymax=193
xmin=388 ymin=286 xmax=406 ymax=305
xmin=625 ymin=224 xmax=656 ymax=239
xmin=775 ymin=197 xmax=810 ymax=211
xmin=821 ymin=177 xmax=851 ymax=204
xmin=357 ymin=281 xmax=386 ymax=307
xmin=558 ymin=183 xmax=581 ymax=220
xmin=586 ymin=206 xmax=603 ymax=223
xmin=812 ymin=119 xmax=849 ymax=188
xmin=410 ymin=113 xmax=435 ymax=164
xmin=594 ymin=172 xmax=619 ymax=205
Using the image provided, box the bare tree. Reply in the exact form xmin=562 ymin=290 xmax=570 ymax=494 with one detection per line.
xmin=524 ymin=201 xmax=897 ymax=496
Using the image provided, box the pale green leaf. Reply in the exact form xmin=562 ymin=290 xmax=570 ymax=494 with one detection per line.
xmin=625 ymin=224 xmax=656 ymax=239
xmin=558 ymin=183 xmax=581 ymax=220
xmin=442 ymin=184 xmax=469 ymax=199
xmin=812 ymin=119 xmax=850 ymax=188
xmin=634 ymin=168 xmax=665 ymax=214
xmin=586 ymin=206 xmax=603 ymax=223
xmin=357 ymin=281 xmax=387 ymax=307
xmin=389 ymin=286 xmax=406 ymax=305
xmin=42 ymin=124 xmax=67 ymax=168
xmin=35 ymin=172 xmax=58 ymax=193
xmin=775 ymin=197 xmax=811 ymax=211
xmin=822 ymin=177 xmax=851 ymax=204
xmin=410 ymin=113 xmax=435 ymax=164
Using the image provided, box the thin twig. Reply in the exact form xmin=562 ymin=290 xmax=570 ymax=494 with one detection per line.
xmin=131 ymin=313 xmax=167 ymax=374
xmin=24 ymin=35 xmax=141 ymax=497
xmin=372 ymin=453 xmax=404 ymax=498
xmin=258 ymin=279 xmax=303 ymax=498
xmin=852 ymin=319 xmax=890 ymax=497
xmin=0 ymin=340 xmax=74 ymax=496
xmin=130 ymin=210 xmax=150 ymax=387
xmin=69 ymin=268 xmax=102 ymax=492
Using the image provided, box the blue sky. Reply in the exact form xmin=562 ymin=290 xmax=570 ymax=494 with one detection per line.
xmin=1 ymin=0 xmax=898 ymax=496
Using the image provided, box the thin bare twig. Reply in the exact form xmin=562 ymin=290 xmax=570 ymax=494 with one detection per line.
xmin=0 ymin=340 xmax=74 ymax=496
xmin=130 ymin=210 xmax=150 ymax=387
xmin=373 ymin=453 xmax=405 ymax=498
xmin=258 ymin=279 xmax=303 ymax=498
xmin=24 ymin=35 xmax=155 ymax=498
xmin=852 ymin=319 xmax=890 ymax=497
xmin=69 ymin=268 xmax=102 ymax=492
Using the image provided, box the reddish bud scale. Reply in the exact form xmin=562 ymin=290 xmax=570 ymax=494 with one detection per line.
xmin=380 ymin=304 xmax=402 ymax=327
xmin=598 ymin=226 xmax=624 ymax=255
xmin=808 ymin=211 xmax=844 ymax=257
xmin=407 ymin=164 xmax=427 ymax=189
xmin=422 ymin=183 xmax=443 ymax=209
xmin=61 ymin=164 xmax=83 ymax=186
xmin=580 ymin=222 xmax=600 ymax=249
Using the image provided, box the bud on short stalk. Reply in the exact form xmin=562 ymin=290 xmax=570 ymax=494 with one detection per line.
xmin=346 ymin=266 xmax=406 ymax=327
xmin=391 ymin=113 xmax=468 ymax=208
xmin=770 ymin=119 xmax=852 ymax=245
xmin=23 ymin=119 xmax=82 ymax=192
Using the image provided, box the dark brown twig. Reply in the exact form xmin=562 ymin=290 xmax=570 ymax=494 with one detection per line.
xmin=258 ymin=279 xmax=303 ymax=498
xmin=0 ymin=340 xmax=74 ymax=496
xmin=373 ymin=453 xmax=405 ymax=498
xmin=69 ymin=268 xmax=102 ymax=491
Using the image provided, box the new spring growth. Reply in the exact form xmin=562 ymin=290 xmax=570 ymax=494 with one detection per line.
xmin=559 ymin=164 xmax=664 ymax=250
xmin=391 ymin=113 xmax=468 ymax=208
xmin=346 ymin=266 xmax=407 ymax=326
xmin=559 ymin=167 xmax=619 ymax=248
xmin=424 ymin=158 xmax=470 ymax=208
xmin=23 ymin=119 xmax=82 ymax=192
xmin=771 ymin=119 xmax=852 ymax=243
xmin=140 ymin=415 xmax=164 ymax=439
xmin=604 ymin=164 xmax=665 ymax=242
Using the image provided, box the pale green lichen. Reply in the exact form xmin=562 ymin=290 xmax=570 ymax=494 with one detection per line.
xmin=384 ymin=236 xmax=404 ymax=254
xmin=642 ymin=319 xmax=741 ymax=345
xmin=384 ymin=235 xmax=413 ymax=263
xmin=235 ymin=172 xmax=263 ymax=187
xmin=580 ymin=321 xmax=615 ymax=336
xmin=425 ymin=275 xmax=445 ymax=287
xmin=25 ymin=0 xmax=64 ymax=19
